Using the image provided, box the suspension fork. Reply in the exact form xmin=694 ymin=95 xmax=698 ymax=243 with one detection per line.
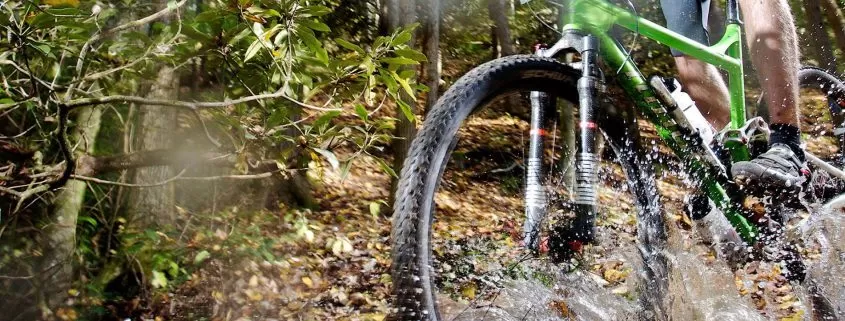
xmin=523 ymin=91 xmax=552 ymax=250
xmin=571 ymin=35 xmax=601 ymax=243
xmin=523 ymin=36 xmax=602 ymax=250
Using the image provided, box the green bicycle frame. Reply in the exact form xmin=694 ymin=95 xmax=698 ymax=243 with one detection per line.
xmin=561 ymin=0 xmax=760 ymax=242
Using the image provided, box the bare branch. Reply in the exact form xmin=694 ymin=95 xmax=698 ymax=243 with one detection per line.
xmin=65 ymin=0 xmax=189 ymax=99
xmin=0 ymin=97 xmax=35 ymax=110
xmin=107 ymin=0 xmax=189 ymax=36
xmin=71 ymin=170 xmax=281 ymax=187
xmin=71 ymin=168 xmax=188 ymax=187
xmin=190 ymin=109 xmax=222 ymax=148
xmin=0 ymin=186 xmax=22 ymax=198
xmin=76 ymin=149 xmax=237 ymax=176
xmin=63 ymin=91 xmax=343 ymax=112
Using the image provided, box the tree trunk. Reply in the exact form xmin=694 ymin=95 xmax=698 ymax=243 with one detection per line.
xmin=821 ymin=0 xmax=845 ymax=66
xmin=802 ymin=0 xmax=838 ymax=72
xmin=488 ymin=0 xmax=524 ymax=117
xmin=39 ymin=104 xmax=104 ymax=313
xmin=127 ymin=66 xmax=179 ymax=228
xmin=488 ymin=0 xmax=515 ymax=57
xmin=386 ymin=0 xmax=418 ymax=212
xmin=420 ymin=0 xmax=441 ymax=114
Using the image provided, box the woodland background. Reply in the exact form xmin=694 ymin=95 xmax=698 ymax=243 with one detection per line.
xmin=0 ymin=0 xmax=844 ymax=320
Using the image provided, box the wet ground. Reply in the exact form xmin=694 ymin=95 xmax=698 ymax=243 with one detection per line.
xmin=439 ymin=198 xmax=845 ymax=321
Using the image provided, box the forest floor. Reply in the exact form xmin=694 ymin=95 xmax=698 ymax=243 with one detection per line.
xmin=150 ymin=89 xmax=840 ymax=321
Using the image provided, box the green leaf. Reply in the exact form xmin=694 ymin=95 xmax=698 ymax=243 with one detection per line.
xmin=194 ymin=250 xmax=211 ymax=264
xmin=375 ymin=157 xmax=398 ymax=178
xmin=267 ymin=107 xmax=289 ymax=127
xmin=378 ymin=68 xmax=399 ymax=92
xmin=313 ymin=110 xmax=341 ymax=130
xmin=336 ymin=38 xmax=364 ymax=54
xmin=228 ymin=28 xmax=252 ymax=46
xmin=369 ymin=202 xmax=381 ymax=218
xmin=380 ymin=57 xmax=418 ymax=65
xmin=151 ymin=270 xmax=168 ymax=288
xmin=78 ymin=216 xmax=97 ymax=227
xmin=183 ymin=26 xmax=213 ymax=42
xmin=340 ymin=159 xmax=353 ymax=180
xmin=392 ymin=28 xmax=414 ymax=45
xmin=144 ymin=229 xmax=160 ymax=242
xmin=301 ymin=19 xmax=330 ymax=32
xmin=396 ymin=99 xmax=415 ymax=122
xmin=354 ymin=104 xmax=368 ymax=121
xmin=195 ymin=10 xmax=224 ymax=23
xmin=32 ymin=44 xmax=52 ymax=57
xmin=301 ymin=5 xmax=332 ymax=17
xmin=395 ymin=48 xmax=427 ymax=62
xmin=251 ymin=22 xmax=265 ymax=38
xmin=313 ymin=148 xmax=340 ymax=172
xmin=244 ymin=40 xmax=262 ymax=62
xmin=391 ymin=70 xmax=415 ymax=97
xmin=374 ymin=36 xmax=388 ymax=48
xmin=298 ymin=28 xmax=328 ymax=64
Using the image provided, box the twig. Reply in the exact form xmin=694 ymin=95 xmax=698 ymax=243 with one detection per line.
xmin=51 ymin=105 xmax=73 ymax=189
xmin=70 ymin=168 xmax=188 ymax=187
xmin=0 ymin=186 xmax=22 ymax=198
xmin=14 ymin=183 xmax=50 ymax=212
xmin=69 ymin=169 xmax=292 ymax=187
xmin=63 ymin=91 xmax=343 ymax=112
xmin=107 ymin=0 xmax=189 ymax=36
xmin=0 ymin=97 xmax=35 ymax=110
xmin=191 ymin=109 xmax=222 ymax=148
xmin=81 ymin=49 xmax=152 ymax=82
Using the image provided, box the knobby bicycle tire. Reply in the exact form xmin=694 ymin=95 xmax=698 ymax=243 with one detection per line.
xmin=388 ymin=55 xmax=666 ymax=321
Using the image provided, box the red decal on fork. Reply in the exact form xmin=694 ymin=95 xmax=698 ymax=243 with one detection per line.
xmin=529 ymin=128 xmax=547 ymax=136
xmin=580 ymin=121 xmax=597 ymax=129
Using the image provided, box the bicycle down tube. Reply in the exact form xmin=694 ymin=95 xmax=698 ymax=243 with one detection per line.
xmin=557 ymin=0 xmax=760 ymax=242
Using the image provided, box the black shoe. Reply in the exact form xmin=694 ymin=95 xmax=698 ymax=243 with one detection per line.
xmin=731 ymin=143 xmax=809 ymax=189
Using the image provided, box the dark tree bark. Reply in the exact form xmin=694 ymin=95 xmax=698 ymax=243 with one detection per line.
xmin=127 ymin=66 xmax=179 ymax=228
xmin=488 ymin=0 xmax=524 ymax=117
xmin=385 ymin=0 xmax=418 ymax=212
xmin=419 ymin=0 xmax=441 ymax=114
xmin=802 ymin=0 xmax=838 ymax=72
xmin=39 ymin=104 xmax=104 ymax=314
xmin=488 ymin=0 xmax=515 ymax=57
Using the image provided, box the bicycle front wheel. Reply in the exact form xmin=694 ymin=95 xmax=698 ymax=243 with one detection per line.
xmin=389 ymin=55 xmax=665 ymax=320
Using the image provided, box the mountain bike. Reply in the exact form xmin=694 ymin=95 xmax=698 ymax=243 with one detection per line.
xmin=389 ymin=0 xmax=845 ymax=319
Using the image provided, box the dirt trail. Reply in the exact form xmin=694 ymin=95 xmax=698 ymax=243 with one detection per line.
xmin=163 ymin=91 xmax=844 ymax=320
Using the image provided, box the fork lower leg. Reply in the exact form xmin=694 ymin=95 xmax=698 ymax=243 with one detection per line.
xmin=572 ymin=35 xmax=601 ymax=243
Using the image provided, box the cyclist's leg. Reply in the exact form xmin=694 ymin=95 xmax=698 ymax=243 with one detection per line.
xmin=660 ymin=0 xmax=731 ymax=129
xmin=731 ymin=0 xmax=806 ymax=188
xmin=738 ymin=0 xmax=802 ymax=155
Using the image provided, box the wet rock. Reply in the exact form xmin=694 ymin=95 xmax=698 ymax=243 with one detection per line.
xmin=795 ymin=195 xmax=845 ymax=319
xmin=550 ymin=270 xmax=640 ymax=321
xmin=664 ymin=250 xmax=764 ymax=321
xmin=439 ymin=268 xmax=639 ymax=320
xmin=660 ymin=224 xmax=764 ymax=321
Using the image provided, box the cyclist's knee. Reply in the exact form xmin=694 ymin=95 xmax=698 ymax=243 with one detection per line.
xmin=674 ymin=56 xmax=709 ymax=82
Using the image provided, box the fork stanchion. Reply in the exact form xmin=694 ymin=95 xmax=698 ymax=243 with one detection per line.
xmin=571 ymin=35 xmax=601 ymax=243
xmin=523 ymin=90 xmax=550 ymax=251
